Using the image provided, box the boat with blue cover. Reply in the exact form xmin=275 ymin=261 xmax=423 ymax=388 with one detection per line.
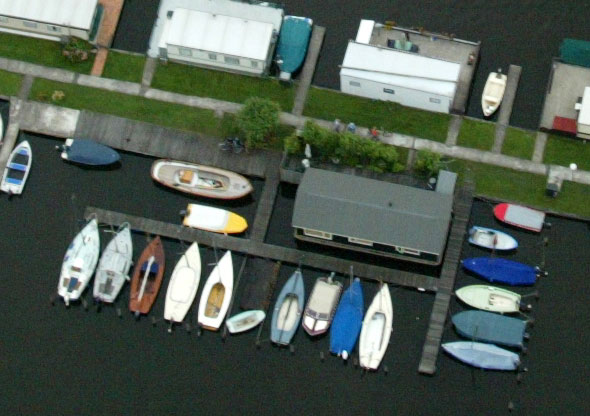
xmin=330 ymin=277 xmax=364 ymax=360
xmin=462 ymin=257 xmax=538 ymax=286
xmin=452 ymin=310 xmax=528 ymax=349
xmin=270 ymin=269 xmax=305 ymax=345
xmin=442 ymin=341 xmax=520 ymax=370
xmin=468 ymin=226 xmax=518 ymax=251
xmin=276 ymin=16 xmax=313 ymax=81
xmin=58 ymin=138 xmax=120 ymax=166
xmin=1 ymin=141 xmax=32 ymax=195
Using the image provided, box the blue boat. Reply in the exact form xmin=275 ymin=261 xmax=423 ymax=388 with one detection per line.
xmin=462 ymin=257 xmax=537 ymax=286
xmin=452 ymin=310 xmax=528 ymax=349
xmin=270 ymin=269 xmax=305 ymax=346
xmin=58 ymin=138 xmax=120 ymax=166
xmin=330 ymin=277 xmax=364 ymax=360
xmin=442 ymin=341 xmax=520 ymax=371
xmin=276 ymin=16 xmax=313 ymax=81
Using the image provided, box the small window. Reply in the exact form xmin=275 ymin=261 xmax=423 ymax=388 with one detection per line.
xmin=395 ymin=246 xmax=420 ymax=256
xmin=303 ymin=229 xmax=333 ymax=240
xmin=429 ymin=97 xmax=441 ymax=104
xmin=47 ymin=25 xmax=61 ymax=32
xmin=348 ymin=237 xmax=373 ymax=246
xmin=208 ymin=53 xmax=217 ymax=61
xmin=179 ymin=47 xmax=192 ymax=57
xmin=251 ymin=60 xmax=259 ymax=68
xmin=349 ymin=81 xmax=361 ymax=87
xmin=23 ymin=21 xmax=38 ymax=28
xmin=383 ymin=88 xmax=395 ymax=94
xmin=224 ymin=56 xmax=240 ymax=65
xmin=0 ymin=16 xmax=8 ymax=23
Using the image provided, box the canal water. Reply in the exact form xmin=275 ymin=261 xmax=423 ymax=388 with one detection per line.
xmin=2 ymin=128 xmax=590 ymax=414
xmin=113 ymin=1 xmax=590 ymax=130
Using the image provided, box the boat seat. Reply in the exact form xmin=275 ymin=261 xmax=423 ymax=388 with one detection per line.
xmin=8 ymin=163 xmax=27 ymax=172
xmin=180 ymin=170 xmax=194 ymax=184
xmin=484 ymin=95 xmax=499 ymax=103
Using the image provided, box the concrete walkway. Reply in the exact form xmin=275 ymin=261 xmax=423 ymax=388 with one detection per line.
xmin=445 ymin=115 xmax=462 ymax=146
xmin=533 ymin=131 xmax=548 ymax=163
xmin=292 ymin=26 xmax=325 ymax=117
xmin=141 ymin=57 xmax=158 ymax=87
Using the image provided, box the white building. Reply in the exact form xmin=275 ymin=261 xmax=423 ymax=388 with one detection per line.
xmin=340 ymin=20 xmax=462 ymax=114
xmin=158 ymin=0 xmax=283 ymax=76
xmin=576 ymin=86 xmax=590 ymax=139
xmin=0 ymin=0 xmax=101 ymax=43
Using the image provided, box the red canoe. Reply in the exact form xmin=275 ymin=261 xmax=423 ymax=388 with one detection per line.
xmin=493 ymin=203 xmax=545 ymax=232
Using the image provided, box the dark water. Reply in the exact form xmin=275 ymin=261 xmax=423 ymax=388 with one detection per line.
xmin=2 ymin=129 xmax=590 ymax=414
xmin=112 ymin=1 xmax=590 ymax=129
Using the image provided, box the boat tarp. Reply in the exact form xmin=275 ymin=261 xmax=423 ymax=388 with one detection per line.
xmin=67 ymin=140 xmax=120 ymax=165
xmin=462 ymin=257 xmax=537 ymax=286
xmin=504 ymin=205 xmax=545 ymax=231
xmin=452 ymin=310 xmax=526 ymax=349
xmin=330 ymin=280 xmax=364 ymax=356
xmin=560 ymin=38 xmax=590 ymax=68
xmin=276 ymin=17 xmax=312 ymax=74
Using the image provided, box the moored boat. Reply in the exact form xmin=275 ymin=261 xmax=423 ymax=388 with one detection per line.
xmin=276 ymin=16 xmax=313 ymax=82
xmin=455 ymin=285 xmax=524 ymax=314
xmin=58 ymin=218 xmax=100 ymax=306
xmin=302 ymin=272 xmax=342 ymax=336
xmin=452 ymin=310 xmax=528 ymax=350
xmin=197 ymin=250 xmax=234 ymax=331
xmin=468 ymin=226 xmax=518 ymax=251
xmin=462 ymin=257 xmax=538 ymax=286
xmin=494 ymin=203 xmax=545 ymax=233
xmin=226 ymin=310 xmax=266 ymax=334
xmin=182 ymin=203 xmax=248 ymax=234
xmin=164 ymin=242 xmax=201 ymax=325
xmin=129 ymin=236 xmax=165 ymax=316
xmin=330 ymin=277 xmax=364 ymax=360
xmin=481 ymin=70 xmax=507 ymax=117
xmin=1 ymin=141 xmax=32 ymax=195
xmin=93 ymin=223 xmax=133 ymax=303
xmin=442 ymin=341 xmax=520 ymax=371
xmin=151 ymin=159 xmax=253 ymax=199
xmin=58 ymin=138 xmax=120 ymax=166
xmin=359 ymin=283 xmax=393 ymax=370
xmin=270 ymin=269 xmax=305 ymax=346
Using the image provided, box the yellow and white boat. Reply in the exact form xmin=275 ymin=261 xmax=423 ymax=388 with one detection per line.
xmin=182 ymin=203 xmax=247 ymax=234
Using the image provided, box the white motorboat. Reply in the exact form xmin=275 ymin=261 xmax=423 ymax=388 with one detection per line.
xmin=1 ymin=141 xmax=32 ymax=195
xmin=197 ymin=251 xmax=233 ymax=331
xmin=455 ymin=285 xmax=524 ymax=314
xmin=481 ymin=70 xmax=507 ymax=117
xmin=182 ymin=204 xmax=248 ymax=234
xmin=468 ymin=226 xmax=518 ymax=251
xmin=58 ymin=218 xmax=100 ymax=306
xmin=226 ymin=310 xmax=266 ymax=334
xmin=93 ymin=223 xmax=133 ymax=303
xmin=302 ymin=272 xmax=342 ymax=336
xmin=164 ymin=242 xmax=202 ymax=325
xmin=359 ymin=283 xmax=393 ymax=370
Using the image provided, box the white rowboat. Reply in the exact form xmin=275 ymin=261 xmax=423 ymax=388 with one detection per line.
xmin=455 ymin=285 xmax=523 ymax=314
xmin=481 ymin=70 xmax=507 ymax=117
xmin=1 ymin=141 xmax=32 ymax=195
xmin=226 ymin=310 xmax=266 ymax=334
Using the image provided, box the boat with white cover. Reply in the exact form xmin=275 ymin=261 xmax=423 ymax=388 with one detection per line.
xmin=182 ymin=204 xmax=248 ymax=234
xmin=455 ymin=285 xmax=525 ymax=314
xmin=468 ymin=226 xmax=518 ymax=251
xmin=198 ymin=251 xmax=233 ymax=331
xmin=1 ymin=141 xmax=32 ymax=195
xmin=481 ymin=70 xmax=507 ymax=117
xmin=58 ymin=218 xmax=100 ymax=306
xmin=302 ymin=272 xmax=342 ymax=336
xmin=93 ymin=223 xmax=133 ymax=303
xmin=442 ymin=341 xmax=520 ymax=371
xmin=164 ymin=242 xmax=202 ymax=326
xmin=359 ymin=283 xmax=393 ymax=370
xmin=226 ymin=310 xmax=266 ymax=334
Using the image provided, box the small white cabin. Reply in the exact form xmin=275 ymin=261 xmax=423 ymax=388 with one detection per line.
xmin=158 ymin=0 xmax=283 ymax=76
xmin=0 ymin=0 xmax=101 ymax=43
xmin=576 ymin=86 xmax=590 ymax=140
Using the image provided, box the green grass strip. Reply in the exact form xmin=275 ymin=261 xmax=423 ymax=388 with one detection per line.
xmin=501 ymin=127 xmax=536 ymax=159
xmin=303 ymin=87 xmax=451 ymax=143
xmin=151 ymin=62 xmax=295 ymax=111
xmin=102 ymin=51 xmax=146 ymax=83
xmin=543 ymin=134 xmax=590 ymax=171
xmin=456 ymin=118 xmax=495 ymax=151
xmin=0 ymin=69 xmax=23 ymax=97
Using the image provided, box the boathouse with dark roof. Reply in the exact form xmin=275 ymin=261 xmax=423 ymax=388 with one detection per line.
xmin=292 ymin=168 xmax=455 ymax=265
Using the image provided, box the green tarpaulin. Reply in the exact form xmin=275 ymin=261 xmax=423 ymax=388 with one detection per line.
xmin=560 ymin=38 xmax=590 ymax=68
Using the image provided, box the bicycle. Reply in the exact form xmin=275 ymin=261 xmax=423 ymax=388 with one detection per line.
xmin=218 ymin=137 xmax=245 ymax=154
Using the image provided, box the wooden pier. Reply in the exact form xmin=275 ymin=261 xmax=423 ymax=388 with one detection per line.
xmin=418 ymin=181 xmax=474 ymax=375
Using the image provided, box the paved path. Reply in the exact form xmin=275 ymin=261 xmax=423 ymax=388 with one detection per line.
xmin=292 ymin=26 xmax=325 ymax=117
xmin=445 ymin=115 xmax=462 ymax=146
xmin=141 ymin=57 xmax=158 ymax=87
xmin=533 ymin=131 xmax=548 ymax=163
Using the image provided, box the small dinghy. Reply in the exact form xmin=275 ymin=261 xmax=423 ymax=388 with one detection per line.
xmin=468 ymin=226 xmax=518 ymax=251
xmin=442 ymin=341 xmax=520 ymax=371
xmin=182 ymin=203 xmax=248 ymax=234
xmin=330 ymin=277 xmax=364 ymax=360
xmin=129 ymin=236 xmax=165 ymax=317
xmin=455 ymin=285 xmax=524 ymax=314
xmin=58 ymin=138 xmax=120 ymax=166
xmin=1 ymin=141 xmax=32 ymax=195
xmin=359 ymin=283 xmax=393 ymax=370
xmin=164 ymin=242 xmax=201 ymax=326
xmin=151 ymin=159 xmax=253 ymax=199
xmin=452 ymin=310 xmax=528 ymax=350
xmin=58 ymin=218 xmax=100 ymax=306
xmin=462 ymin=257 xmax=538 ymax=286
xmin=93 ymin=223 xmax=133 ymax=303
xmin=302 ymin=272 xmax=342 ymax=336
xmin=481 ymin=70 xmax=507 ymax=117
xmin=226 ymin=310 xmax=266 ymax=334
xmin=198 ymin=251 xmax=234 ymax=331
xmin=494 ymin=203 xmax=545 ymax=233
xmin=271 ymin=269 xmax=305 ymax=345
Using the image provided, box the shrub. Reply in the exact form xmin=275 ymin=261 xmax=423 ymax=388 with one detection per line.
xmin=236 ymin=97 xmax=281 ymax=149
xmin=414 ymin=149 xmax=442 ymax=177
xmin=283 ymin=133 xmax=303 ymax=155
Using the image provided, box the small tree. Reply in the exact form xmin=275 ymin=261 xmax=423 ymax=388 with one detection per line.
xmin=236 ymin=97 xmax=281 ymax=149
xmin=283 ymin=133 xmax=303 ymax=155
xmin=414 ymin=149 xmax=443 ymax=177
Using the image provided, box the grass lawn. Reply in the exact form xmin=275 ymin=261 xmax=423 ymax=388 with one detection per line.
xmin=543 ymin=134 xmax=590 ymax=171
xmin=456 ymin=118 xmax=495 ymax=151
xmin=102 ymin=51 xmax=146 ymax=83
xmin=0 ymin=33 xmax=94 ymax=74
xmin=151 ymin=62 xmax=295 ymax=111
xmin=501 ymin=127 xmax=536 ymax=159
xmin=29 ymin=79 xmax=220 ymax=136
xmin=303 ymin=87 xmax=451 ymax=143
xmin=0 ymin=69 xmax=22 ymax=97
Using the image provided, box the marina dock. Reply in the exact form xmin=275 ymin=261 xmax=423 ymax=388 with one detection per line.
xmin=492 ymin=65 xmax=522 ymax=153
xmin=292 ymin=25 xmax=325 ymax=117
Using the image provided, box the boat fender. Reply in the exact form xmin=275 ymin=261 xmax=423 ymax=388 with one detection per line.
xmin=342 ymin=350 xmax=349 ymax=360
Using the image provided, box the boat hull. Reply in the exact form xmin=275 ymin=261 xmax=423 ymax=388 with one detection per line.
xmin=452 ymin=310 xmax=527 ymax=349
xmin=93 ymin=224 xmax=133 ymax=303
xmin=271 ymin=269 xmax=305 ymax=345
xmin=164 ymin=242 xmax=201 ymax=323
xmin=481 ymin=72 xmax=507 ymax=117
xmin=359 ymin=284 xmax=393 ymax=370
xmin=197 ymin=251 xmax=233 ymax=331
xmin=129 ymin=237 xmax=165 ymax=315
xmin=183 ymin=203 xmax=248 ymax=234
xmin=468 ymin=226 xmax=518 ymax=250
xmin=494 ymin=203 xmax=545 ymax=232
xmin=302 ymin=275 xmax=342 ymax=336
xmin=330 ymin=278 xmax=364 ymax=359
xmin=1 ymin=141 xmax=32 ymax=195
xmin=442 ymin=341 xmax=520 ymax=370
xmin=61 ymin=138 xmax=120 ymax=166
xmin=226 ymin=310 xmax=266 ymax=334
xmin=455 ymin=285 xmax=521 ymax=313
xmin=462 ymin=257 xmax=537 ymax=286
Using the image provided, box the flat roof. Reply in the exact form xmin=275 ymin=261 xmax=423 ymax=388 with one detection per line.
xmin=578 ymin=86 xmax=590 ymax=125
xmin=340 ymin=41 xmax=460 ymax=98
xmin=292 ymin=168 xmax=453 ymax=254
xmin=0 ymin=0 xmax=97 ymax=30
xmin=165 ymin=8 xmax=274 ymax=60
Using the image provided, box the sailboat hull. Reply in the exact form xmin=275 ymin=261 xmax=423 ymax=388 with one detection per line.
xmin=129 ymin=237 xmax=165 ymax=315
xmin=359 ymin=284 xmax=393 ymax=370
xmin=270 ymin=269 xmax=305 ymax=345
xmin=197 ymin=251 xmax=234 ymax=331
